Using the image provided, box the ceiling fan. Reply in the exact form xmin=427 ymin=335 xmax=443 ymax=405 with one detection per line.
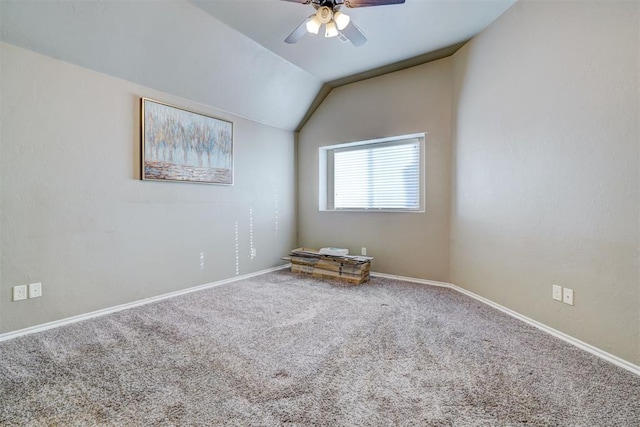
xmin=283 ymin=0 xmax=406 ymax=47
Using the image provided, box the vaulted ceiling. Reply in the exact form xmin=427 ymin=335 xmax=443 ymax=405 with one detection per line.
xmin=0 ymin=0 xmax=515 ymax=130
xmin=191 ymin=0 xmax=516 ymax=83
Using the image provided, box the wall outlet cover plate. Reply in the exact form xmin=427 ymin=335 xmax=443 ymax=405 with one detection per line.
xmin=13 ymin=285 xmax=27 ymax=301
xmin=29 ymin=282 xmax=42 ymax=298
xmin=563 ymin=288 xmax=574 ymax=306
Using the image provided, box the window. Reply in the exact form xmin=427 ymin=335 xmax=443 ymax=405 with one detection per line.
xmin=319 ymin=133 xmax=425 ymax=212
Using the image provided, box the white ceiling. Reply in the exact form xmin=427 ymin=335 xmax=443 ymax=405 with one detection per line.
xmin=1 ymin=0 xmax=516 ymax=130
xmin=191 ymin=0 xmax=516 ymax=83
xmin=0 ymin=0 xmax=323 ymax=130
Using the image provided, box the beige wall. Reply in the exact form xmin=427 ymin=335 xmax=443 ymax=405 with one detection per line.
xmin=451 ymin=0 xmax=639 ymax=364
xmin=298 ymin=59 xmax=453 ymax=281
xmin=1 ymin=43 xmax=296 ymax=333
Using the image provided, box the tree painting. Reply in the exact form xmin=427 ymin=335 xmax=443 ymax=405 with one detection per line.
xmin=142 ymin=98 xmax=233 ymax=184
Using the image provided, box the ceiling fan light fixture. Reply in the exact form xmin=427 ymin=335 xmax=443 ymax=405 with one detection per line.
xmin=317 ymin=6 xmax=333 ymax=24
xmin=333 ymin=11 xmax=350 ymax=30
xmin=306 ymin=15 xmax=322 ymax=34
xmin=284 ymin=0 xmax=400 ymax=46
xmin=325 ymin=21 xmax=339 ymax=38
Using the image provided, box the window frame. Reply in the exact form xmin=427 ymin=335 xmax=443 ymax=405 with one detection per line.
xmin=319 ymin=133 xmax=426 ymax=213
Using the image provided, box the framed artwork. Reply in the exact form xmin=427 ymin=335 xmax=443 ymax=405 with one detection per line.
xmin=141 ymin=98 xmax=233 ymax=185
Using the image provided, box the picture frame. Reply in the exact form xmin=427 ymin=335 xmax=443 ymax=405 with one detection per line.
xmin=140 ymin=97 xmax=233 ymax=185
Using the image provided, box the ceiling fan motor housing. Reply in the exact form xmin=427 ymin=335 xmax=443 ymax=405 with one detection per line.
xmin=318 ymin=0 xmax=340 ymax=8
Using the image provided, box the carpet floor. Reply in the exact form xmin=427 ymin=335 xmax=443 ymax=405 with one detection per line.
xmin=1 ymin=270 xmax=639 ymax=426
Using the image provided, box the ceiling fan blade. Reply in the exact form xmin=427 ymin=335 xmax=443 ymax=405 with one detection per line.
xmin=344 ymin=0 xmax=405 ymax=7
xmin=285 ymin=17 xmax=311 ymax=44
xmin=280 ymin=0 xmax=311 ymax=4
xmin=340 ymin=21 xmax=367 ymax=46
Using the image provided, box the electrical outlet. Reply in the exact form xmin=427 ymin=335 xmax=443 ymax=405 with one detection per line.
xmin=552 ymin=285 xmax=562 ymax=301
xmin=361 ymin=247 xmax=367 ymax=256
xmin=13 ymin=285 xmax=27 ymax=301
xmin=29 ymin=282 xmax=42 ymax=298
xmin=563 ymin=288 xmax=574 ymax=306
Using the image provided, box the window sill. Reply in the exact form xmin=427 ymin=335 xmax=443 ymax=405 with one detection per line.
xmin=320 ymin=208 xmax=425 ymax=213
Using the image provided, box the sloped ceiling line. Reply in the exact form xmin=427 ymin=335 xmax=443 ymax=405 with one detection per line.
xmin=295 ymin=41 xmax=467 ymax=132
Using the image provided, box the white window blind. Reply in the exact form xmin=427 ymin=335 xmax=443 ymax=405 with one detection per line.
xmin=331 ymin=137 xmax=422 ymax=211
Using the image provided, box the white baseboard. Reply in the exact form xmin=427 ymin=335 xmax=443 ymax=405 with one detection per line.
xmin=0 ymin=264 xmax=290 ymax=343
xmin=3 ymin=266 xmax=638 ymax=377
xmin=371 ymin=271 xmax=640 ymax=377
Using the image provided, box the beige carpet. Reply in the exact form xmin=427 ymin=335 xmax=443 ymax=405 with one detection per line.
xmin=1 ymin=270 xmax=639 ymax=426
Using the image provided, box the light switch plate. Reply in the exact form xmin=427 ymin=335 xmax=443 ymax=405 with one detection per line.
xmin=552 ymin=285 xmax=562 ymax=301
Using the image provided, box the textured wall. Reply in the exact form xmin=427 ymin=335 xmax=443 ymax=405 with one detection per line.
xmin=451 ymin=0 xmax=639 ymax=364
xmin=0 ymin=44 xmax=296 ymax=333
xmin=298 ymin=59 xmax=453 ymax=281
